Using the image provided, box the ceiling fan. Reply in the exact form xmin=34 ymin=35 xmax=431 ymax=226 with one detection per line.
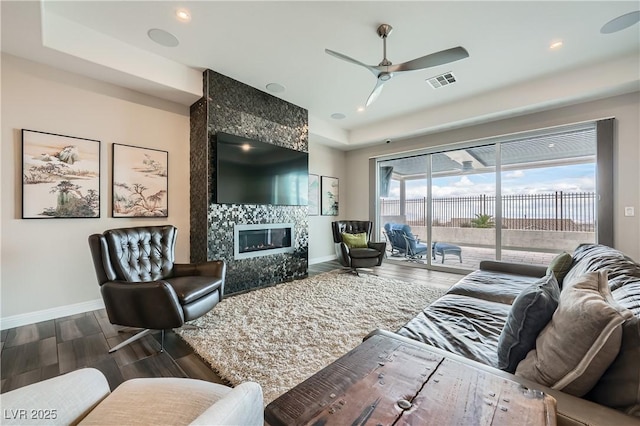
xmin=325 ymin=24 xmax=469 ymax=107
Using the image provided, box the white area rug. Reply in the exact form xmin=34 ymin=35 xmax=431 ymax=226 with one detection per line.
xmin=178 ymin=269 xmax=445 ymax=403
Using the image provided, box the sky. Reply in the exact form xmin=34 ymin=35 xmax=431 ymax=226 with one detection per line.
xmin=386 ymin=163 xmax=596 ymax=199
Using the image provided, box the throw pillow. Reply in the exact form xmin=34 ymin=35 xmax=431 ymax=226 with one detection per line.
xmin=546 ymin=251 xmax=573 ymax=287
xmin=497 ymin=272 xmax=560 ymax=373
xmin=515 ymin=271 xmax=633 ymax=397
xmin=586 ymin=315 xmax=640 ymax=416
xmin=341 ymin=232 xmax=368 ymax=249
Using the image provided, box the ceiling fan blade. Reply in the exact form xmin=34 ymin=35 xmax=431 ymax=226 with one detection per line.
xmin=365 ymin=78 xmax=386 ymax=107
xmin=384 ymin=46 xmax=469 ymax=73
xmin=325 ymin=49 xmax=379 ymax=76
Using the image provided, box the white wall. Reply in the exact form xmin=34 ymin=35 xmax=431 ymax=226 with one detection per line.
xmin=308 ymin=141 xmax=346 ymax=263
xmin=345 ymin=92 xmax=640 ymax=260
xmin=1 ymin=54 xmax=191 ymax=328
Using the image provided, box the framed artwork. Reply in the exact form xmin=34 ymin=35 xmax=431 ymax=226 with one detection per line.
xmin=112 ymin=143 xmax=168 ymax=217
xmin=321 ymin=176 xmax=339 ymax=216
xmin=308 ymin=174 xmax=319 ymax=215
xmin=22 ymin=129 xmax=100 ymax=218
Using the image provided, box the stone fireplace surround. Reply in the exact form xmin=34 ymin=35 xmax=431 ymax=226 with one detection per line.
xmin=189 ymin=69 xmax=309 ymax=295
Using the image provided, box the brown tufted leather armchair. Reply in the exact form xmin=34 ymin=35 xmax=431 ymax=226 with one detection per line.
xmin=331 ymin=221 xmax=386 ymax=275
xmin=88 ymin=225 xmax=225 ymax=352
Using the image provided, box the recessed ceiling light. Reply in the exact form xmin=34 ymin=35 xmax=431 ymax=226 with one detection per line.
xmin=265 ymin=83 xmax=285 ymax=93
xmin=176 ymin=8 xmax=191 ymax=23
xmin=241 ymin=143 xmax=251 ymax=152
xmin=357 ymin=106 xmax=365 ymax=112
xmin=549 ymin=40 xmax=563 ymax=50
xmin=330 ymin=113 xmax=346 ymax=120
xmin=148 ymin=28 xmax=179 ymax=47
xmin=601 ymin=10 xmax=640 ymax=34
xmin=548 ymin=143 xmax=555 ymax=148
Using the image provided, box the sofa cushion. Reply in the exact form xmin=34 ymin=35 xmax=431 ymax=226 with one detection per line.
xmin=348 ymin=247 xmax=381 ymax=259
xmin=498 ymin=272 xmax=560 ymax=373
xmin=547 ymin=251 xmax=573 ymax=287
xmin=586 ymin=316 xmax=640 ymax=417
xmin=515 ymin=271 xmax=633 ymax=396
xmin=397 ymin=294 xmax=510 ymax=367
xmin=446 ymin=269 xmax=541 ymax=305
xmin=564 ymin=244 xmax=640 ymax=291
xmin=166 ymin=275 xmax=223 ymax=305
xmin=611 ymin=280 xmax=640 ymax=314
xmin=341 ymin=232 xmax=368 ymax=248
xmin=79 ymin=377 xmax=232 ymax=425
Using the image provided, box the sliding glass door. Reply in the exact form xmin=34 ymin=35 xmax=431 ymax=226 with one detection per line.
xmin=497 ymin=128 xmax=596 ymax=265
xmin=431 ymin=147 xmax=496 ymax=270
xmin=376 ymin=123 xmax=597 ymax=271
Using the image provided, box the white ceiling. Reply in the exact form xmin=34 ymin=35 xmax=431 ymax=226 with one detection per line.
xmin=2 ymin=1 xmax=639 ymax=149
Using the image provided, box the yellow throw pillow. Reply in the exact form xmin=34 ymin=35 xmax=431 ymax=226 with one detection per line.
xmin=341 ymin=232 xmax=368 ymax=248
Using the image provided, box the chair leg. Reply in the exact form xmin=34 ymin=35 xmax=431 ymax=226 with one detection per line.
xmin=110 ymin=329 xmax=167 ymax=353
xmin=180 ymin=324 xmax=200 ymax=330
xmin=108 ymin=328 xmax=152 ymax=353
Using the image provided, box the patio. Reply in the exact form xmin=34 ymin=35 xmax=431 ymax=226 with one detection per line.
xmin=386 ymin=244 xmax=558 ymax=271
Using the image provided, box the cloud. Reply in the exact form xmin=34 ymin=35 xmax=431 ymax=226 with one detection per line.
xmin=504 ymin=170 xmax=525 ymax=179
xmin=453 ymin=176 xmax=474 ymax=187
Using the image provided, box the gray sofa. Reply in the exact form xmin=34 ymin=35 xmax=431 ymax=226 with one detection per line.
xmin=395 ymin=243 xmax=640 ymax=425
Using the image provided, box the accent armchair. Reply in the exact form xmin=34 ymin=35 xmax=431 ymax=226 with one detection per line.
xmin=331 ymin=221 xmax=386 ymax=275
xmin=88 ymin=225 xmax=226 ymax=352
xmin=1 ymin=368 xmax=263 ymax=425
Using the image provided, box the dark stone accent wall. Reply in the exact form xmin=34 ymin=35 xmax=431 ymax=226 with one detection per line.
xmin=190 ymin=70 xmax=309 ymax=294
xmin=189 ymin=94 xmax=209 ymax=263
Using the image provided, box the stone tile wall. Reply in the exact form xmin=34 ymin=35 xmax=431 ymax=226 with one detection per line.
xmin=190 ymin=70 xmax=309 ymax=294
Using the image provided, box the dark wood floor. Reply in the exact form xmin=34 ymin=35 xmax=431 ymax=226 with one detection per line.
xmin=0 ymin=260 xmax=462 ymax=394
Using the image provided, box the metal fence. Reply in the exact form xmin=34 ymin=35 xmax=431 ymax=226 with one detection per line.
xmin=381 ymin=192 xmax=596 ymax=232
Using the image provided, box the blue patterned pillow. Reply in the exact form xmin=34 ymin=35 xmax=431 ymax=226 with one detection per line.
xmin=498 ymin=272 xmax=560 ymax=373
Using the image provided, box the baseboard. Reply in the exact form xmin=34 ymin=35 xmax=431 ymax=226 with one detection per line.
xmin=0 ymin=299 xmax=105 ymax=330
xmin=309 ymin=255 xmax=337 ymax=265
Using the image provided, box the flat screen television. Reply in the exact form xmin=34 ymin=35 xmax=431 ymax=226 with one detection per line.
xmin=215 ymin=132 xmax=309 ymax=205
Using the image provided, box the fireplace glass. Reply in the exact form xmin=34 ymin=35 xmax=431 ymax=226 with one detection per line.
xmin=234 ymin=223 xmax=295 ymax=259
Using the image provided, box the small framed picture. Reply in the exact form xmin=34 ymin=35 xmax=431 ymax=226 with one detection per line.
xmin=308 ymin=174 xmax=319 ymax=215
xmin=321 ymin=176 xmax=339 ymax=216
xmin=22 ymin=129 xmax=100 ymax=218
xmin=112 ymin=143 xmax=168 ymax=217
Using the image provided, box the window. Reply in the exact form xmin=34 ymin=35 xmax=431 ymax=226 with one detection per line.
xmin=376 ymin=119 xmax=612 ymax=271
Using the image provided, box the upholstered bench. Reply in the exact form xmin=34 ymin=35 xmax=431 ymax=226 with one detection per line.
xmin=433 ymin=242 xmax=462 ymax=263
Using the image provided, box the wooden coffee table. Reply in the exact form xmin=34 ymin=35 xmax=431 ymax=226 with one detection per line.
xmin=265 ymin=331 xmax=556 ymax=426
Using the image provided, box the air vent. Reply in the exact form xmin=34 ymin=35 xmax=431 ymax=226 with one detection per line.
xmin=426 ymin=72 xmax=457 ymax=89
